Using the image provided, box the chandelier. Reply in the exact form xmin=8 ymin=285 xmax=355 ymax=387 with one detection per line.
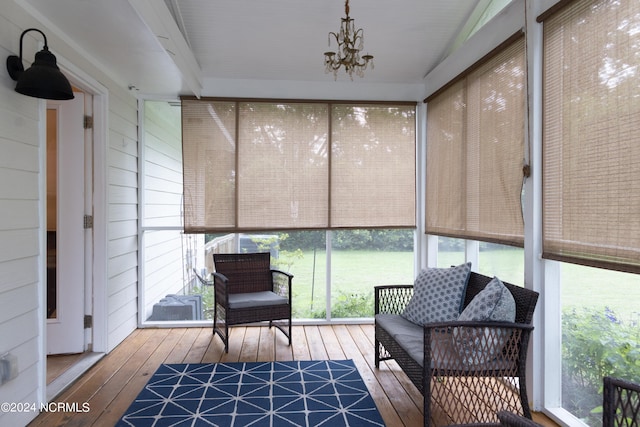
xmin=324 ymin=0 xmax=374 ymax=80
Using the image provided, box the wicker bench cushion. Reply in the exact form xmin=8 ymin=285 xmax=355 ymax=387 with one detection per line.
xmin=376 ymin=313 xmax=424 ymax=364
xmin=228 ymin=291 xmax=288 ymax=309
xmin=376 ymin=313 xmax=516 ymax=371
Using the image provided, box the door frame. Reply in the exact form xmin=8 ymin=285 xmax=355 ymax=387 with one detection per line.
xmin=38 ymin=58 xmax=109 ymax=400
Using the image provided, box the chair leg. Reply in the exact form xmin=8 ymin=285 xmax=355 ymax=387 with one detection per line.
xmin=212 ymin=302 xmax=217 ymax=335
xmin=269 ymin=319 xmax=292 ymax=347
xmin=224 ymin=323 xmax=229 ymax=353
xmin=212 ymin=303 xmax=229 ymax=353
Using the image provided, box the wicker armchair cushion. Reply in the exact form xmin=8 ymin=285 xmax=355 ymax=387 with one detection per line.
xmin=453 ymin=277 xmax=516 ymax=365
xmin=376 ymin=313 xmax=516 ymax=371
xmin=228 ymin=291 xmax=288 ymax=309
xmin=401 ymin=262 xmax=471 ymax=325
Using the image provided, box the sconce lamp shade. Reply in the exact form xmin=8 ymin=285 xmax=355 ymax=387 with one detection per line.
xmin=6 ymin=28 xmax=74 ymax=100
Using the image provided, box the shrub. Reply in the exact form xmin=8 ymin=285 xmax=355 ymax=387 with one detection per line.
xmin=308 ymin=290 xmax=374 ymax=319
xmin=562 ymin=306 xmax=640 ymax=426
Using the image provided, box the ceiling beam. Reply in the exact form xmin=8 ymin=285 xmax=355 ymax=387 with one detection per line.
xmin=128 ymin=0 xmax=203 ymax=97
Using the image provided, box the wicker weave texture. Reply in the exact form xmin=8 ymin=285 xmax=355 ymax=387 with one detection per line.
xmin=213 ymin=252 xmax=274 ymax=294
xmin=426 ymin=324 xmax=529 ymax=425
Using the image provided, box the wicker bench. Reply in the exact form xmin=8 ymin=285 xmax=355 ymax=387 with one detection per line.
xmin=374 ymin=271 xmax=539 ymax=426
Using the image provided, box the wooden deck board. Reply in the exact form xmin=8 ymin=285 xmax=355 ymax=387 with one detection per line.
xmin=304 ymin=325 xmax=330 ymax=360
xmin=164 ymin=327 xmax=201 ymax=364
xmin=29 ymin=325 xmax=557 ymax=427
xmin=323 ymin=325 xmax=347 ymax=359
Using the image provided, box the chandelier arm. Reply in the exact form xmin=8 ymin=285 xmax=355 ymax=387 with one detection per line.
xmin=328 ymin=31 xmax=340 ymax=45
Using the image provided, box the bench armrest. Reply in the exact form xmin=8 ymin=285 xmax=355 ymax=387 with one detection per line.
xmin=374 ymin=285 xmax=413 ymax=315
xmin=424 ymin=320 xmax=534 ymax=330
xmin=424 ymin=321 xmax=534 ymax=374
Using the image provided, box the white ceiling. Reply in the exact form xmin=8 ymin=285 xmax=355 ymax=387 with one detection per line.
xmin=21 ymin=0 xmax=487 ymax=98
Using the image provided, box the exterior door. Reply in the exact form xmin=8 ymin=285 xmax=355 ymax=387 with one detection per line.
xmin=47 ymin=93 xmax=86 ymax=355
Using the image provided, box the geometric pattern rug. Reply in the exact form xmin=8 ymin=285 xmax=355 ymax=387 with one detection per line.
xmin=116 ymin=359 xmax=386 ymax=426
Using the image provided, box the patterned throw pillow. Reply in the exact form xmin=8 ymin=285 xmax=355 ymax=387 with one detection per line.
xmin=458 ymin=276 xmax=516 ymax=323
xmin=453 ymin=276 xmax=516 ymax=365
xmin=401 ymin=262 xmax=471 ymax=325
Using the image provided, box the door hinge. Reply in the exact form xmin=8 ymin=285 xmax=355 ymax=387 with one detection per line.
xmin=84 ymin=214 xmax=93 ymax=229
xmin=84 ymin=315 xmax=92 ymax=329
xmin=83 ymin=115 xmax=93 ymax=129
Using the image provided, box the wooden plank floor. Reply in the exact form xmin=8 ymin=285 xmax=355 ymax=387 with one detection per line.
xmin=29 ymin=325 xmax=557 ymax=427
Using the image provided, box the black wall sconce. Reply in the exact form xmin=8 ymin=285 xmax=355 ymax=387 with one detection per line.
xmin=6 ymin=28 xmax=74 ymax=100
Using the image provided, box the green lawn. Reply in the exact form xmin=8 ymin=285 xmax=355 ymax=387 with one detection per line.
xmin=195 ymin=249 xmax=640 ymax=320
xmin=282 ymin=249 xmax=640 ymax=320
xmin=284 ymin=250 xmax=414 ymax=318
xmin=560 ymin=263 xmax=640 ymax=321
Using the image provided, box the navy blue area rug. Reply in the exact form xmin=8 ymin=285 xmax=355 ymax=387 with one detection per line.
xmin=116 ymin=359 xmax=385 ymax=426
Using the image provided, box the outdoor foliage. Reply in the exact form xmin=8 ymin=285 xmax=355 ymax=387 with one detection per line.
xmin=282 ymin=229 xmax=413 ymax=251
xmin=191 ymin=283 xmax=215 ymax=321
xmin=247 ymin=233 xmax=303 ymax=273
xmin=562 ymin=306 xmax=640 ymax=426
xmin=306 ymin=290 xmax=374 ymax=319
xmin=281 ymin=231 xmax=325 ymax=252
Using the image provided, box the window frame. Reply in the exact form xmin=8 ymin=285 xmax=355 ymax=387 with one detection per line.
xmin=138 ymin=100 xmax=421 ymax=326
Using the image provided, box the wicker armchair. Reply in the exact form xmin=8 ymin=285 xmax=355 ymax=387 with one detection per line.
xmin=212 ymin=252 xmax=293 ymax=352
xmin=375 ymin=272 xmax=539 ymax=426
xmin=603 ymin=376 xmax=640 ymax=427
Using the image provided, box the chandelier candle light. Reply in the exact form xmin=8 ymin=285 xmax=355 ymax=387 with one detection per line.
xmin=324 ymin=0 xmax=374 ymax=80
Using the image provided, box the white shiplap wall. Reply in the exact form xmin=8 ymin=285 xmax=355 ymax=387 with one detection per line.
xmin=0 ymin=64 xmax=44 ymax=427
xmin=0 ymin=4 xmax=140 ymax=425
xmin=0 ymin=10 xmax=54 ymax=426
xmin=141 ymin=101 xmax=193 ymax=320
xmin=105 ymin=90 xmax=139 ymax=350
xmin=143 ymin=101 xmax=183 ymax=229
